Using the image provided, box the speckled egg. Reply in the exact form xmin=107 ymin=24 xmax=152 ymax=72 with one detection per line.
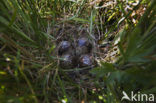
xmin=76 ymin=37 xmax=92 ymax=56
xmin=58 ymin=41 xmax=71 ymax=55
xmin=79 ymin=54 xmax=93 ymax=67
xmin=60 ymin=54 xmax=74 ymax=69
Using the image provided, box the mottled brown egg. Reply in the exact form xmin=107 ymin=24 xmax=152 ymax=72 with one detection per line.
xmin=79 ymin=54 xmax=93 ymax=68
xmin=58 ymin=41 xmax=71 ymax=55
xmin=77 ymin=37 xmax=92 ymax=48
xmin=76 ymin=37 xmax=92 ymax=56
xmin=77 ymin=37 xmax=88 ymax=46
xmin=60 ymin=54 xmax=74 ymax=69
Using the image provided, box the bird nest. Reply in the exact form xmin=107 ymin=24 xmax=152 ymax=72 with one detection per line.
xmin=50 ymin=23 xmax=119 ymax=85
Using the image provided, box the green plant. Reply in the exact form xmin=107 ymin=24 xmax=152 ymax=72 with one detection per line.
xmin=0 ymin=0 xmax=155 ymax=103
xmin=91 ymin=0 xmax=156 ymax=102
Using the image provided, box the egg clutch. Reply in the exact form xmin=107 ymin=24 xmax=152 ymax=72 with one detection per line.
xmin=57 ymin=37 xmax=96 ymax=69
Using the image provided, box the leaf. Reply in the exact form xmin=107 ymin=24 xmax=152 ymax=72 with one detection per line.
xmin=73 ymin=18 xmax=89 ymax=23
xmin=90 ymin=62 xmax=116 ymax=78
xmin=8 ymin=8 xmax=17 ymax=26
